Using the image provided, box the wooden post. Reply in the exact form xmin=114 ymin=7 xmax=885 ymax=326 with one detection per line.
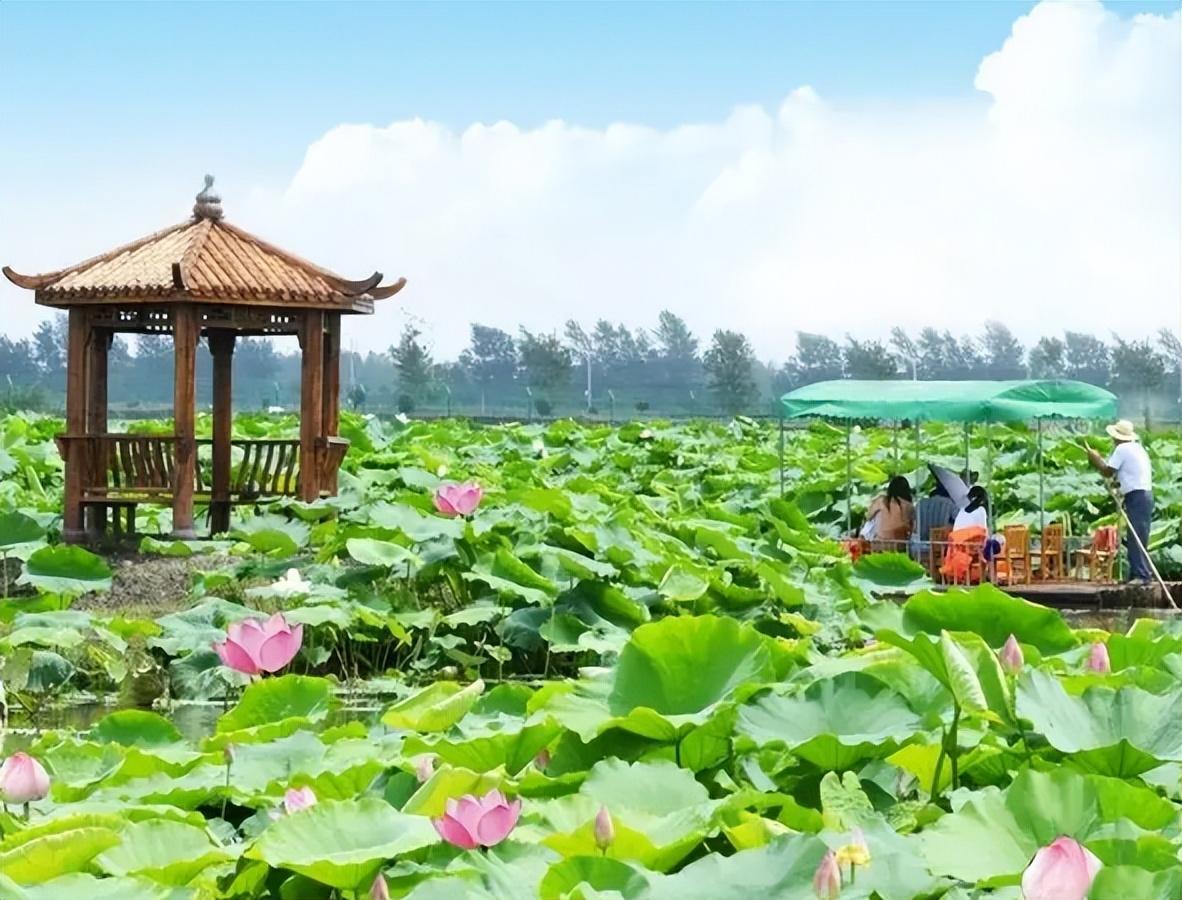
xmin=299 ymin=311 xmax=325 ymax=502
xmin=85 ymin=329 xmax=111 ymax=537
xmin=208 ymin=330 xmax=235 ymax=534
xmin=321 ymin=313 xmax=341 ymax=494
xmin=62 ymin=309 xmax=89 ymax=543
xmin=171 ymin=305 xmax=199 ymax=538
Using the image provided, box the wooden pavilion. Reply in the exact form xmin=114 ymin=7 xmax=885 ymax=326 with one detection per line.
xmin=3 ymin=176 xmax=405 ymax=541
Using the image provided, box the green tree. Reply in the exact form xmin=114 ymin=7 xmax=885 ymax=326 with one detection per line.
xmin=703 ymin=329 xmax=757 ymax=414
xmin=979 ymin=321 xmax=1025 ymax=379
xmin=889 ymin=327 xmax=919 ymax=379
xmin=1028 ymin=337 xmax=1066 ymax=378
xmin=651 ymin=310 xmax=700 ymax=384
xmin=843 ymin=337 xmax=899 ymax=379
xmin=390 ymin=325 xmax=434 ymax=400
xmin=459 ymin=324 xmax=517 ymax=388
xmin=1063 ymin=332 xmax=1111 ymax=386
xmin=1110 ymin=336 xmax=1165 ymax=426
xmin=517 ymin=329 xmax=572 ymax=394
xmin=784 ymin=332 xmax=843 ymax=387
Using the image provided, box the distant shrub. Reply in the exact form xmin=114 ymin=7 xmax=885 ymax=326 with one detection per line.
xmin=635 ymin=400 xmax=650 ymax=412
xmin=397 ymin=393 xmax=416 ymax=414
xmin=534 ymin=398 xmax=553 ymax=417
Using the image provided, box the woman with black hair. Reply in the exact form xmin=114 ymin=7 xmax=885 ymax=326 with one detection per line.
xmin=863 ymin=475 xmax=915 ymax=543
xmin=954 ymin=485 xmax=989 ymax=531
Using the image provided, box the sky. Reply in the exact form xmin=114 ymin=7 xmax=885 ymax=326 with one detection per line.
xmin=1 ymin=0 xmax=1179 ymax=361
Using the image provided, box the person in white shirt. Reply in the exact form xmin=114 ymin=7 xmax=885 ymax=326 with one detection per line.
xmin=953 ymin=485 xmax=989 ymax=531
xmin=1087 ymin=419 xmax=1153 ymax=582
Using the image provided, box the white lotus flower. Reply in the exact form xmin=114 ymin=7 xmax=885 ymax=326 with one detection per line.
xmin=395 ymin=413 xmax=410 ymax=424
xmin=639 ymin=429 xmax=655 ymax=441
xmin=437 ymin=464 xmax=449 ymax=477
xmin=270 ymin=568 xmax=312 ymax=597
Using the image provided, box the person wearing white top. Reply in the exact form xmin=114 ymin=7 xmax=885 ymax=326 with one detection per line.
xmin=1087 ymin=419 xmax=1153 ymax=582
xmin=953 ymin=485 xmax=989 ymax=531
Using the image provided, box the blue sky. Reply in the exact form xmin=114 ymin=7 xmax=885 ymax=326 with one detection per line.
xmin=1 ymin=1 xmax=1178 ymax=355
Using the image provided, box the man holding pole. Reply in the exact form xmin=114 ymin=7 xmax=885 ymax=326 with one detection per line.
xmin=1086 ymin=420 xmax=1153 ymax=583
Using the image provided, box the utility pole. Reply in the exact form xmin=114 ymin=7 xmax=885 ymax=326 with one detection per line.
xmin=585 ymin=353 xmax=593 ymax=414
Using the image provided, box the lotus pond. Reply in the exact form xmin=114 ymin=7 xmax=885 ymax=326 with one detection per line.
xmin=0 ymin=412 xmax=1178 ymax=899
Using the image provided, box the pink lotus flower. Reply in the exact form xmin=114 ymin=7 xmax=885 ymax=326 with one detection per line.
xmin=283 ymin=786 xmax=317 ymax=814
xmin=813 ymin=849 xmax=842 ymax=900
xmin=0 ymin=753 xmax=50 ymax=804
xmin=594 ymin=806 xmax=614 ymax=851
xmin=1021 ymin=836 xmax=1102 ymax=900
xmin=1086 ymin=642 xmax=1111 ymax=674
xmin=213 ymin=613 xmax=303 ymax=675
xmin=432 ymin=789 xmax=521 ymax=849
xmin=1000 ymin=635 xmax=1024 ymax=676
xmin=414 ymin=755 xmax=436 ymax=784
xmin=370 ymin=876 xmax=390 ymax=900
xmin=433 ymin=482 xmax=483 ymax=518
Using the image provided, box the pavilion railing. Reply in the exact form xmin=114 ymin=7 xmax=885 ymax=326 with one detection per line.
xmin=56 ymin=434 xmax=350 ymax=503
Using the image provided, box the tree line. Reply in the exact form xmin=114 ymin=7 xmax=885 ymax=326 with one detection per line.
xmin=1 ymin=314 xmax=1179 ymax=421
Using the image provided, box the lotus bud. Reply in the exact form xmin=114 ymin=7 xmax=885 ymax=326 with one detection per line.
xmin=0 ymin=753 xmax=50 ymax=804
xmin=1086 ymin=642 xmax=1110 ymax=674
xmin=639 ymin=429 xmax=655 ymax=441
xmin=594 ymin=806 xmax=614 ymax=851
xmin=1021 ymin=836 xmax=1102 ymax=900
xmin=835 ymin=826 xmax=870 ymax=869
xmin=812 ymin=849 xmax=842 ymax=900
xmin=283 ymin=786 xmax=317 ymax=814
xmin=223 ymin=744 xmax=236 ymax=765
xmin=370 ymin=875 xmax=391 ymax=900
xmin=415 ymin=754 xmax=436 ymax=784
xmin=534 ymin=748 xmax=551 ymax=771
xmin=999 ymin=634 xmax=1024 ymax=675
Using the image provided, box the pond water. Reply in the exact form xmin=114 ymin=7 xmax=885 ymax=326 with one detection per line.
xmin=1059 ymin=606 xmax=1182 ymax=632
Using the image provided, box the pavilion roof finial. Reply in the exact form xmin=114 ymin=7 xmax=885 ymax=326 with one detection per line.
xmin=193 ymin=174 xmax=224 ymax=221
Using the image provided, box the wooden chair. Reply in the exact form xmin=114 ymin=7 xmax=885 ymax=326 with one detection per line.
xmin=1001 ymin=525 xmax=1032 ymax=585
xmin=929 ymin=526 xmax=951 ymax=582
xmin=1072 ymin=526 xmax=1119 ymax=583
xmin=1035 ymin=523 xmax=1066 ymax=582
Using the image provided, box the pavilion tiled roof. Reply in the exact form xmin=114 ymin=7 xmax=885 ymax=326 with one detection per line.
xmin=3 ymin=177 xmax=404 ymax=311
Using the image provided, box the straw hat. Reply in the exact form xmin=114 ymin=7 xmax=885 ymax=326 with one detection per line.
xmin=1105 ymin=419 xmax=1138 ymax=442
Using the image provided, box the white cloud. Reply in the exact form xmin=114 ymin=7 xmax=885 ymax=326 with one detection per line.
xmin=4 ymin=1 xmax=1177 ymax=361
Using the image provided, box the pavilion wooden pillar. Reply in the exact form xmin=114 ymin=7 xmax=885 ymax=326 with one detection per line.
xmin=321 ymin=313 xmax=341 ymax=493
xmin=299 ymin=310 xmax=325 ymax=502
xmin=171 ymin=305 xmax=199 ymax=538
xmin=62 ymin=309 xmax=89 ymax=543
xmin=84 ymin=328 xmax=112 ymax=537
xmin=208 ymin=330 xmax=235 ymax=534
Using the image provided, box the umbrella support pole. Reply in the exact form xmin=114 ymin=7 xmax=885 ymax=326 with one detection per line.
xmin=1037 ymin=419 xmax=1045 ymax=537
xmin=778 ymin=409 xmax=785 ymax=498
xmin=963 ymin=423 xmax=971 ymax=480
xmin=845 ymin=421 xmax=853 ymax=536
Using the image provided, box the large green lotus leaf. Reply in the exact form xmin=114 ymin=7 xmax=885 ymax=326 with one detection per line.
xmin=367 ymin=502 xmax=464 ymax=542
xmin=0 ymin=511 xmax=45 ymax=549
xmin=381 ymin=679 xmax=484 ymax=732
xmin=518 ymin=544 xmax=618 ymax=581
xmin=346 ymin=537 xmax=422 ymax=572
xmin=96 ymin=819 xmax=230 ymax=884
xmin=404 ymin=717 xmax=561 ymax=776
xmin=402 ymin=842 xmax=558 ymax=900
xmin=537 ymin=678 xmax=687 ymax=743
xmin=219 ymin=731 xmax=386 ymax=799
xmin=736 ymin=672 xmax=923 ymax=770
xmin=230 ymin=515 xmax=310 ymax=556
xmin=1106 ymin=629 xmax=1182 ymax=672
xmin=245 ymin=797 xmax=437 ymax=890
xmin=1017 ymin=669 xmax=1182 ymax=777
xmin=900 ymin=585 xmax=1076 ymax=653
xmin=216 ymin=675 xmax=334 ymax=734
xmin=877 ymin=629 xmax=1011 ymax=722
xmin=92 ymin=710 xmax=183 ymax=748
xmin=525 ymin=760 xmax=719 ymax=872
xmin=401 ymin=766 xmax=508 ymax=817
xmin=16 ymin=873 xmax=193 ymax=900
xmin=0 ymin=822 xmax=121 ymax=884
xmin=1090 ymin=865 xmax=1182 ymax=900
xmin=822 ymin=817 xmax=940 ymax=900
xmin=852 ymin=552 xmax=928 ymax=588
xmin=609 ymin=615 xmax=775 ymax=717
xmin=538 ymin=856 xmax=651 ymax=900
xmin=922 ymin=768 xmax=1122 ymax=884
xmin=464 ymin=550 xmax=559 ymax=606
xmin=644 ymin=833 xmax=827 ymax=899
xmin=18 ymin=545 xmax=112 ymax=595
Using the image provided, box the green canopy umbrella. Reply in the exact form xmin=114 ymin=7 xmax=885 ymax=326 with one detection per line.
xmin=778 ymin=379 xmax=1118 ymax=534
